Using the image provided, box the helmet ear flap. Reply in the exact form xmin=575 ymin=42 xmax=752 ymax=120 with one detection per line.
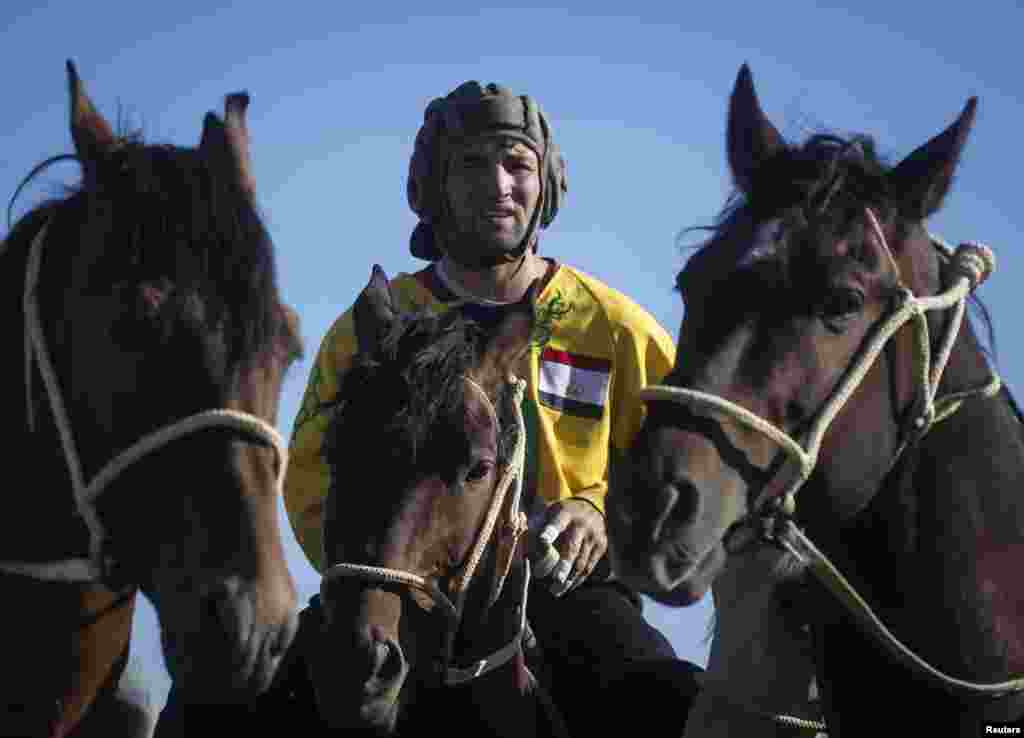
xmin=539 ymin=123 xmax=567 ymax=229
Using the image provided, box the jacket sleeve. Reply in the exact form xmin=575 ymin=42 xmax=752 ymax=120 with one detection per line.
xmin=571 ymin=309 xmax=676 ymax=515
xmin=610 ymin=310 xmax=676 ymax=454
xmin=284 ymin=310 xmax=357 ymax=573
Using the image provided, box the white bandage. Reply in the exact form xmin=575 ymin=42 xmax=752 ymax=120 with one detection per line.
xmin=552 ymin=559 xmax=571 ymax=583
xmin=539 ymin=525 xmax=559 ymax=545
xmin=534 ymin=542 xmax=560 ymax=579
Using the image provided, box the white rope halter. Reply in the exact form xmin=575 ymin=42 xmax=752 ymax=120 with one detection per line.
xmin=321 ymin=375 xmax=529 ymax=684
xmin=642 ymin=211 xmax=1024 ymax=698
xmin=1 ymin=220 xmax=288 ymax=585
xmin=642 ymin=209 xmax=1000 ymax=515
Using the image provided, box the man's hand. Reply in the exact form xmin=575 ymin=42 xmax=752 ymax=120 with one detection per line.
xmin=531 ymin=498 xmax=607 ymax=597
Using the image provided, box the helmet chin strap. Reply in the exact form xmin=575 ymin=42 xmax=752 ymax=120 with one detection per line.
xmin=435 ymin=247 xmax=535 ymax=306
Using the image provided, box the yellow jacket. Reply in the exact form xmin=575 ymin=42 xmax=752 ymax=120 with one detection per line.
xmin=284 ymin=262 xmax=676 ymax=572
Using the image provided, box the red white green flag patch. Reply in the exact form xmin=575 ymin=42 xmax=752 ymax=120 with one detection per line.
xmin=538 ymin=348 xmax=611 ymax=419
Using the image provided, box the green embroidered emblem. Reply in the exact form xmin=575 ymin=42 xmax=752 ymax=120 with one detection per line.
xmin=292 ymin=362 xmax=325 ymax=434
xmin=532 ymin=291 xmax=573 ymax=351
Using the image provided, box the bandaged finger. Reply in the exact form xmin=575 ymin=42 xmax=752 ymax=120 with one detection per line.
xmin=533 ymin=542 xmax=560 ymax=579
xmin=539 ymin=524 xmax=559 ymax=546
xmin=552 ymin=558 xmax=571 ymax=584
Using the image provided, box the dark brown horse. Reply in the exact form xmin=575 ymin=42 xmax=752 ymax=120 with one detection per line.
xmin=2 ymin=62 xmax=301 ymax=737
xmin=309 ymin=267 xmax=566 ymax=736
xmin=608 ymin=64 xmax=1024 ymax=734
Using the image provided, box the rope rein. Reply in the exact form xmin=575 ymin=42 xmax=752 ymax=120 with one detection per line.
xmin=1 ymin=220 xmax=288 ymax=585
xmin=321 ymin=375 xmax=530 ymax=684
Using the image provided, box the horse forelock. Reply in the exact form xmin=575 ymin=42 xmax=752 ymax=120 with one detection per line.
xmin=6 ymin=133 xmax=292 ymax=379
xmin=329 ymin=309 xmax=517 ymax=472
xmin=0 ymin=132 xmax=296 ymax=556
xmin=688 ymin=133 xmax=893 ymax=272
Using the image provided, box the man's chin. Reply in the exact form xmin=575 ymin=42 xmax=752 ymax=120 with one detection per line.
xmin=442 ymin=234 xmax=528 ymax=269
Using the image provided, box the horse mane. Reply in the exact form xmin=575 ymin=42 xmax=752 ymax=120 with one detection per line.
xmin=2 ymin=129 xmax=285 ymax=375
xmin=680 ymin=130 xmax=998 ymax=360
xmin=324 ymin=306 xmax=519 ymax=475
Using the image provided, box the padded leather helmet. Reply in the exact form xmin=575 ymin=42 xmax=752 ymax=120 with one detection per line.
xmin=406 ymin=81 xmax=568 ymax=261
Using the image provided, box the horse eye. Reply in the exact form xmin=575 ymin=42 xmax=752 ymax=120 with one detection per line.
xmin=820 ymin=287 xmax=864 ymax=332
xmin=465 ymin=460 xmax=494 ymax=483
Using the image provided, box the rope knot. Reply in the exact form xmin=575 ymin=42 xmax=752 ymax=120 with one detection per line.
xmin=951 ymin=241 xmax=995 ymax=290
xmin=508 ymin=375 xmax=527 ymax=404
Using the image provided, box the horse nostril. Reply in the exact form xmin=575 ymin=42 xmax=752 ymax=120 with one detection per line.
xmin=649 ymin=484 xmax=679 ymax=544
xmin=368 ymin=640 xmax=389 ymax=676
xmin=378 ymin=639 xmax=405 ymax=684
xmin=269 ymin=610 xmax=299 ymax=660
xmin=203 ymin=581 xmax=252 ymax=653
xmin=358 ymin=636 xmax=404 ymax=689
xmin=650 ymin=477 xmax=700 ymax=544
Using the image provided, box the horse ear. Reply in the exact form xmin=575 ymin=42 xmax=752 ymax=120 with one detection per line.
xmin=200 ymin=92 xmax=256 ymax=197
xmin=224 ymin=92 xmax=256 ymax=196
xmin=888 ymin=98 xmax=976 ymax=220
xmin=478 ymin=280 xmax=539 ymax=381
xmin=353 ymin=265 xmax=397 ymax=355
xmin=727 ymin=64 xmax=785 ymax=195
xmin=67 ymin=60 xmax=117 ymax=176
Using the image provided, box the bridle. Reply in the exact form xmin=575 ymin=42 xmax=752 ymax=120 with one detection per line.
xmin=643 ymin=209 xmax=1024 ymax=698
xmin=0 ymin=220 xmax=288 ymax=588
xmin=321 ymin=375 xmax=531 ymax=686
xmin=646 ymin=208 xmax=999 ymax=520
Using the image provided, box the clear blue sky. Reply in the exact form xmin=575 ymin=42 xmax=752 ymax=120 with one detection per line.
xmin=4 ymin=0 xmax=1022 ymax=711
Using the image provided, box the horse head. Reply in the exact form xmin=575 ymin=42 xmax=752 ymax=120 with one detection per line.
xmin=607 ymin=63 xmax=985 ymax=607
xmin=311 ymin=266 xmax=539 ymax=733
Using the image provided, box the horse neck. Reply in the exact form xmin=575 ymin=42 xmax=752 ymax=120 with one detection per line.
xmin=450 ymin=538 xmax=527 ymax=665
xmin=3 ymin=210 xmax=96 ymax=562
xmin=2 ymin=213 xmax=137 ymax=737
xmin=896 ymin=312 xmax=1024 ymax=678
xmin=816 ymin=307 xmax=1024 ymax=712
xmin=405 ymin=562 xmax=540 ymax=738
xmin=685 ymin=548 xmax=820 ymax=738
xmin=812 ymin=314 xmax=1024 ymax=732
xmin=1 ymin=574 xmax=136 ymax=738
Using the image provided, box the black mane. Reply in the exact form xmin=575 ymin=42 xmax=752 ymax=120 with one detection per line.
xmin=0 ymin=125 xmax=291 ymax=560
xmin=3 ymin=134 xmax=285 ymax=375
xmin=688 ymin=133 xmax=891 ymax=255
xmin=324 ymin=307 xmax=518 ymax=482
xmin=685 ymin=130 xmax=997 ymax=357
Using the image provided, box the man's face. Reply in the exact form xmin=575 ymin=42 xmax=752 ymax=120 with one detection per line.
xmin=443 ymin=136 xmax=541 ymax=267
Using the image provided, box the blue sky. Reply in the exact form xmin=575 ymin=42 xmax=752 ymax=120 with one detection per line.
xmin=4 ymin=0 xmax=1022 ymax=711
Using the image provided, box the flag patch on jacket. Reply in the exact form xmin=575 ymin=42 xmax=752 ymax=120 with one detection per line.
xmin=538 ymin=348 xmax=611 ymax=419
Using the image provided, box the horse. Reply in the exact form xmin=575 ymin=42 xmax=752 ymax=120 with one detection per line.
xmin=154 ymin=266 xmax=570 ymax=737
xmin=2 ymin=61 xmax=301 ymax=737
xmin=606 ymin=63 xmax=1024 ymax=734
xmin=312 ymin=266 xmax=571 ymax=736
xmin=683 ymin=549 xmax=826 ymax=737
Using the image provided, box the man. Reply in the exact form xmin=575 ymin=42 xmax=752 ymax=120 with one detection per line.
xmin=286 ymin=81 xmax=701 ymax=734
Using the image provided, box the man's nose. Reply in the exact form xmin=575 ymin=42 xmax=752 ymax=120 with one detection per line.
xmin=484 ymin=163 xmax=513 ymax=197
